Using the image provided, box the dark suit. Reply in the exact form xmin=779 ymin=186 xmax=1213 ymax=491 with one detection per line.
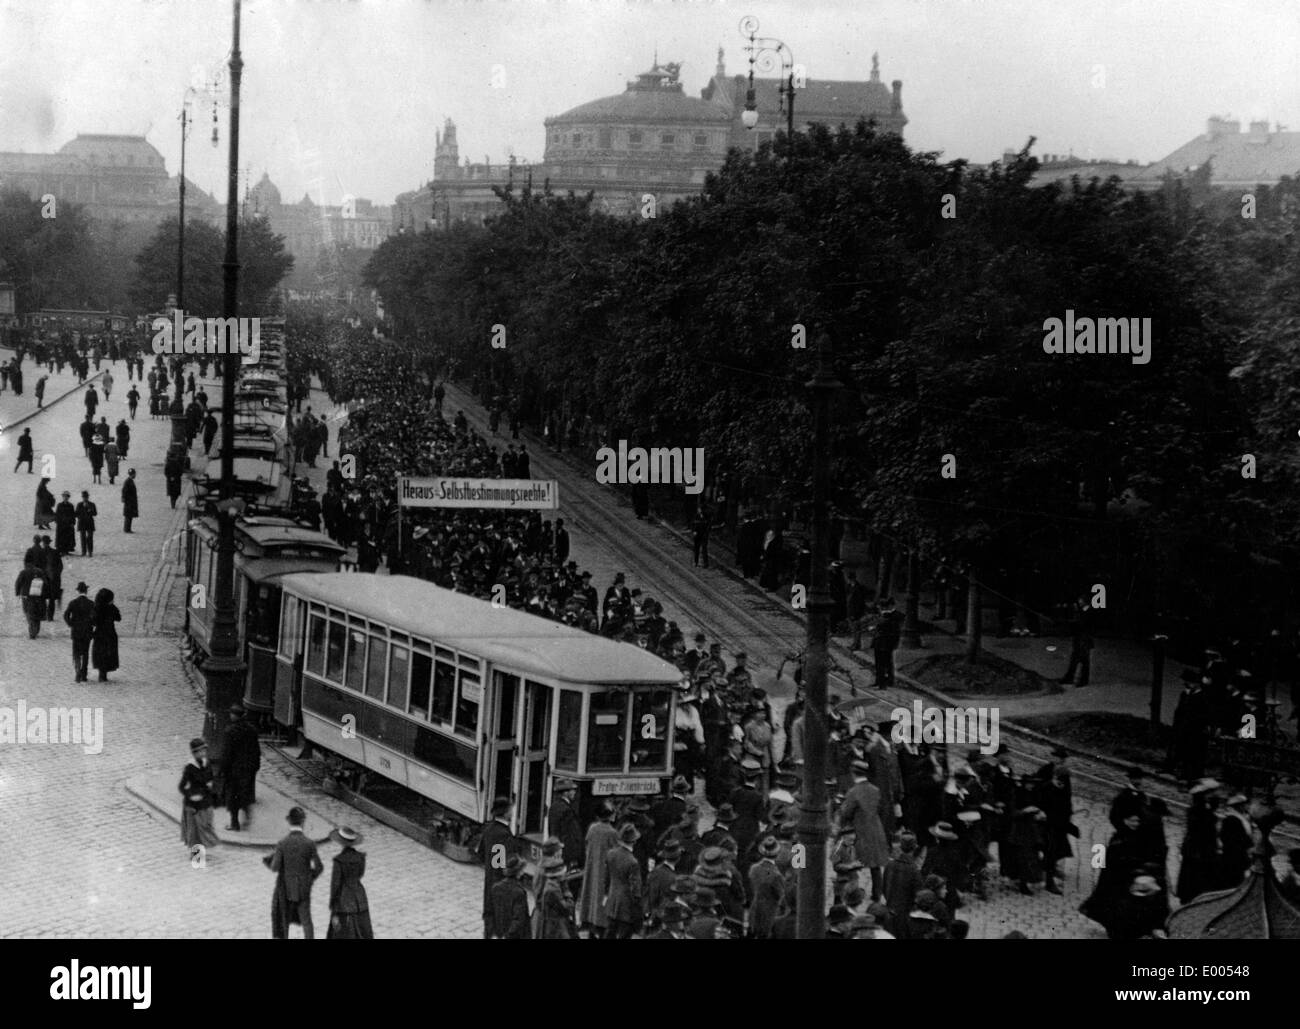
xmin=221 ymin=719 xmax=261 ymax=828
xmin=604 ymin=844 xmax=643 ymax=938
xmin=267 ymin=828 xmax=324 ymax=938
xmin=490 ymin=877 xmax=532 ymax=939
xmin=63 ymin=594 xmax=95 ymax=681
xmin=643 ymin=860 xmax=678 ymax=923
xmin=548 ymin=795 xmax=584 ymax=869
xmin=747 ymin=858 xmax=784 ymax=939
xmin=479 ymin=819 xmax=516 ymax=938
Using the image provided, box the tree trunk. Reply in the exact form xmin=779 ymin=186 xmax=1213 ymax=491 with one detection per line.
xmin=965 ymin=574 xmax=982 ymax=664
xmin=902 ymin=551 xmax=922 ymax=647
xmin=878 ymin=541 xmax=896 ymax=599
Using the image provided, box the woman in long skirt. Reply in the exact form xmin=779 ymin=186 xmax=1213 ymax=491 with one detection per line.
xmin=34 ymin=477 xmax=56 ymax=529
xmin=179 ymin=738 xmax=219 ymax=853
xmin=327 ymin=827 xmax=374 ymax=939
xmin=91 ymin=588 xmax=120 ymax=682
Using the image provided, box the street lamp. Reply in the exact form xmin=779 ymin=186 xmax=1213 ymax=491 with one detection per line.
xmin=739 ymin=16 xmax=797 ymax=147
xmin=201 ymin=0 xmax=246 ymax=763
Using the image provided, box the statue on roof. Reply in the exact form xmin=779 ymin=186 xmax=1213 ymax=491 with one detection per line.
xmin=871 ymin=52 xmax=880 ymax=81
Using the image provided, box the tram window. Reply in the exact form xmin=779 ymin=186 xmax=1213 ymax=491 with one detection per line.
xmin=431 ymin=660 xmax=455 ymax=724
xmin=526 ymin=680 xmax=551 ymax=751
xmin=631 ymin=689 xmax=671 ymax=769
xmin=249 ymin=585 xmax=280 ymax=646
xmin=555 ymin=690 xmax=582 ymax=771
xmin=345 ymin=628 xmax=367 ymax=692
xmin=326 ymin=619 xmax=346 ymax=683
xmin=435 ymin=646 xmax=454 ymax=664
xmin=387 ymin=644 xmax=410 ymax=712
xmin=587 ymin=689 xmax=629 ymax=772
xmin=306 ymin=613 xmax=327 ymax=676
xmin=278 ymin=596 xmax=300 ymax=659
xmin=409 ymin=650 xmax=432 ymax=719
xmin=495 ymin=673 xmax=519 ymax=740
xmin=365 ymin=635 xmax=387 ymax=701
xmin=456 ymin=671 xmax=481 ymax=738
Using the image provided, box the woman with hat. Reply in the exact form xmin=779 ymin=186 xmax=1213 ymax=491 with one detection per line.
xmin=1217 ymin=793 xmax=1253 ymax=890
xmin=921 ymin=821 xmax=965 ymax=907
xmin=326 ymin=826 xmax=374 ymax=939
xmin=178 ymin=738 xmax=219 ymax=854
xmin=34 ymin=476 xmax=56 ymax=529
xmin=577 ymin=801 xmax=619 ymax=938
xmin=55 ymin=491 xmax=77 ymax=555
xmin=533 ymin=841 xmax=577 ymax=939
xmin=90 ymin=588 xmax=120 ymax=682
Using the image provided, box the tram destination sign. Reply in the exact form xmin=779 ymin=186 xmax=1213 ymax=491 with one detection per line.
xmin=398 ymin=476 xmax=559 ymax=510
xmin=1212 ymin=737 xmax=1300 ymax=777
xmin=592 ymin=778 xmax=661 ymax=796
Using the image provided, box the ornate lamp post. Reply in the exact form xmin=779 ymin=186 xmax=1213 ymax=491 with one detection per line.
xmin=739 ymin=16 xmax=797 ymax=148
xmin=201 ymin=0 xmax=245 ymax=761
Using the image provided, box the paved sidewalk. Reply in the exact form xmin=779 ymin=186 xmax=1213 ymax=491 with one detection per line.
xmin=126 ymin=768 xmax=334 ymax=847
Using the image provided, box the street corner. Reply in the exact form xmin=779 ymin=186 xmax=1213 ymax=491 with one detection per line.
xmin=125 ymin=767 xmax=334 ymax=846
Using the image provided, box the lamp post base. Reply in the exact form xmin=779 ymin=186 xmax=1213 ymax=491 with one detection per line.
xmin=200 ymin=654 xmax=246 ymax=764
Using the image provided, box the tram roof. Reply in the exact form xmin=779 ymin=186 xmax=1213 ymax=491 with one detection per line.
xmin=281 ymin=572 xmax=685 ymax=686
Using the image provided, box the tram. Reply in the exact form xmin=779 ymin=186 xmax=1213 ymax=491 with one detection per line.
xmin=185 ymin=514 xmax=346 ymax=712
xmin=270 ymin=572 xmax=685 ymax=861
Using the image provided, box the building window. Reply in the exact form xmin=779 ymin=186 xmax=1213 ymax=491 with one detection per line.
xmin=598 ymin=128 xmax=612 ymax=149
xmin=694 ymin=133 xmax=709 ymax=147
xmin=572 ymin=132 xmax=582 ymax=146
xmin=628 ymin=130 xmax=642 ymax=149
xmin=551 ymin=132 xmax=560 ymax=144
xmin=660 ymin=133 xmax=675 ymax=147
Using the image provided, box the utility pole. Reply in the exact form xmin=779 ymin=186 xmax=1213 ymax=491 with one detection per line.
xmin=202 ymin=0 xmax=245 ymax=761
xmin=797 ymin=333 xmax=842 ymax=940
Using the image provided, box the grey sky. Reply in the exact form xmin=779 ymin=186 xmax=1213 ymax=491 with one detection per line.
xmin=1 ymin=0 xmax=1297 ymax=207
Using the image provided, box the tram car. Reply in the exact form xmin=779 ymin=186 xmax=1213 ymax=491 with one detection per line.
xmin=185 ymin=515 xmax=346 ymax=712
xmin=270 ymin=572 xmax=685 ymax=862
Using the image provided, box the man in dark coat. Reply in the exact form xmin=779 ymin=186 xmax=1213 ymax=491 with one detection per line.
xmin=202 ymin=410 xmax=219 ymax=455
xmin=1170 ymin=671 xmax=1211 ymax=783
xmin=55 ymin=491 xmax=76 ymax=554
xmin=15 ymin=427 xmax=34 ymax=472
xmin=221 ymin=703 xmax=262 ymax=831
xmin=63 ymin=581 xmax=95 ymax=682
xmin=264 ymin=806 xmax=324 ymax=939
xmin=121 ymin=469 xmax=139 ymax=533
xmin=1109 ymin=767 xmax=1151 ymax=832
xmin=1060 ymin=595 xmax=1095 ymax=686
xmin=14 ymin=561 xmax=48 ymax=638
xmin=727 ymin=762 xmax=767 ymax=863
xmin=84 ymin=384 xmax=98 ymax=419
xmin=643 ymin=838 xmax=682 ymax=929
xmin=548 ymin=779 xmax=584 ymax=869
xmin=40 ymin=536 xmax=62 ymax=620
xmin=479 ymin=798 xmax=516 ymax=939
xmin=553 ymin=518 xmax=570 ymax=564
xmin=604 ymin=822 xmax=643 ymax=939
xmin=489 ymin=856 xmax=532 ymax=939
xmin=75 ymin=491 xmax=97 ymax=556
xmin=882 ymin=833 xmax=923 ymax=937
xmin=871 ymin=598 xmax=902 ymax=689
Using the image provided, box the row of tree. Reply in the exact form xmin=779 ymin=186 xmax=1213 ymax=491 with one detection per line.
xmin=358 ymin=123 xmax=1300 ymax=641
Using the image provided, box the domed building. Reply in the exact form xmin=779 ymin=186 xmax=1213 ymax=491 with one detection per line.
xmin=395 ymin=47 xmax=908 ymax=226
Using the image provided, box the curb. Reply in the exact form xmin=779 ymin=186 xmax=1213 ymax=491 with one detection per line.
xmin=0 ymin=351 xmax=106 ymax=434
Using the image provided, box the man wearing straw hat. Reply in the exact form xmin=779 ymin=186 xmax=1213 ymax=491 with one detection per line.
xmin=327 ymin=826 xmax=373 ymax=939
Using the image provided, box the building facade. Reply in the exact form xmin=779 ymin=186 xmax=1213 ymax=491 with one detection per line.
xmin=0 ymin=134 xmax=220 ymax=225
xmin=395 ymin=49 xmax=907 ymax=227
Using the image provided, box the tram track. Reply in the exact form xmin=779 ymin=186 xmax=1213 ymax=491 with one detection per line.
xmin=439 ymin=383 xmax=1300 ymax=847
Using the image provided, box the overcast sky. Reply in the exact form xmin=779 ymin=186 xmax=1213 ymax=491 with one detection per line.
xmin=1 ymin=0 xmax=1297 ymax=207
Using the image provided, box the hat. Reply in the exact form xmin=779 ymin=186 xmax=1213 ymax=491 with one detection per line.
xmin=713 ymin=803 xmax=737 ymax=825
xmin=618 ymin=823 xmax=641 ymax=844
xmin=929 ymin=821 xmax=958 ymax=841
xmin=540 ymin=855 xmax=567 ymax=877
xmin=628 ymin=796 xmax=652 ymax=812
xmin=851 ymin=759 xmax=871 ymax=775
xmin=828 ymin=904 xmax=853 ymax=926
xmin=228 ymin=702 xmax=245 ymax=715
xmin=758 ymin=835 xmax=780 ymax=858
xmin=61 ymin=491 xmax=70 ymax=498
xmin=956 ymin=810 xmax=981 ymax=824
xmin=696 ymin=846 xmax=726 ymax=872
xmin=412 ymin=526 xmax=430 ymax=540
xmin=189 ymin=737 xmax=207 ymax=752
xmin=671 ymin=775 xmax=690 ymax=794
xmin=659 ymin=838 xmax=683 ymax=857
xmin=1189 ymin=778 xmax=1220 ymax=796
xmin=1226 ymin=793 xmax=1248 ymax=808
xmin=769 ymin=789 xmax=795 ymax=807
xmin=287 ymin=806 xmax=306 ymax=826
xmin=554 ymin=779 xmax=577 ymax=794
xmin=849 ymin=914 xmax=878 ymax=934
xmin=491 ymin=797 xmax=512 ymax=818
xmin=671 ymin=875 xmax=698 ymax=896
xmin=330 ymin=825 xmax=364 ymax=846
xmin=739 ymin=757 xmax=762 ymax=774
xmin=691 ymin=886 xmax=717 ymax=910
xmin=75 ymin=582 xmax=88 ymax=593
xmin=1129 ymin=874 xmax=1162 ymax=897
xmin=658 ymin=902 xmax=690 ymax=926
xmin=503 ymin=854 xmax=525 ymax=877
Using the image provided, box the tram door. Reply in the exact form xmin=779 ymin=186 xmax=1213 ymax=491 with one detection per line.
xmin=517 ymin=680 xmax=553 ymax=837
xmin=487 ymin=672 xmax=521 ymax=824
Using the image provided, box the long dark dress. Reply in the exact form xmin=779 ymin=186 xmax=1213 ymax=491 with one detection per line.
xmin=1079 ymin=830 xmax=1143 ymax=934
xmin=55 ymin=501 xmax=77 ymax=554
xmin=179 ymin=759 xmax=219 ymax=849
xmin=1176 ymin=800 xmax=1219 ymax=903
xmin=91 ymin=602 xmax=121 ymax=673
xmin=34 ymin=484 xmax=56 ymax=527
xmin=327 ymin=848 xmax=374 ymax=939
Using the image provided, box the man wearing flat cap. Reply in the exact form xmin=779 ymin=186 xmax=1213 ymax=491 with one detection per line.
xmin=490 ymin=855 xmax=532 ymax=939
xmin=265 ymin=806 xmax=324 ymax=939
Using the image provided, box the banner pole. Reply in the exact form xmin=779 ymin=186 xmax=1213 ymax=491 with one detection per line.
xmin=396 ymin=475 xmax=402 ymax=570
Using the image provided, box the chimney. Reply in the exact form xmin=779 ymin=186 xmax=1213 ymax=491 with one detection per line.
xmin=1247 ymin=119 xmax=1270 ymax=141
xmin=891 ymin=79 xmax=903 ymax=115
